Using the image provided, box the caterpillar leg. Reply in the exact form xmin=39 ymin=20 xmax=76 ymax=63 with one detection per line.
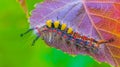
xmin=32 ymin=35 xmax=40 ymax=46
xmin=20 ymin=28 xmax=34 ymax=37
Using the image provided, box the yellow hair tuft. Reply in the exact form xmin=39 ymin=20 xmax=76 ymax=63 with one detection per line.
xmin=54 ymin=21 xmax=60 ymax=28
xmin=46 ymin=20 xmax=52 ymax=27
xmin=67 ymin=27 xmax=73 ymax=34
xmin=61 ymin=23 xmax=66 ymax=31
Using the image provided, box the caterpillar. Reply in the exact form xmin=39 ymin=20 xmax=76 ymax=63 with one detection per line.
xmin=21 ymin=20 xmax=113 ymax=55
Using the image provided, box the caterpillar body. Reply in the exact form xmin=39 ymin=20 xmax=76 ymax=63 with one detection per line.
xmin=21 ymin=19 xmax=115 ymax=67
xmin=26 ymin=20 xmax=113 ymax=55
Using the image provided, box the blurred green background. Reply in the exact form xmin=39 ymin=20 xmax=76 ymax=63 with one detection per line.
xmin=0 ymin=0 xmax=112 ymax=67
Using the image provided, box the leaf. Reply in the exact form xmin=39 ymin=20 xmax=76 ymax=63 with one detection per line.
xmin=29 ymin=0 xmax=120 ymax=67
xmin=18 ymin=0 xmax=43 ymax=17
xmin=18 ymin=0 xmax=29 ymax=17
